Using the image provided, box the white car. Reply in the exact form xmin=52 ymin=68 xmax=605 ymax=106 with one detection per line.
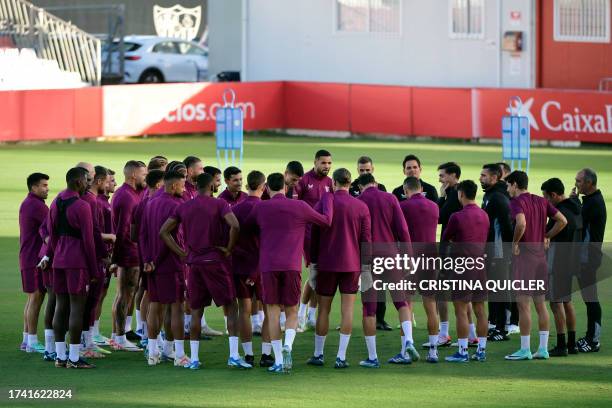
xmin=104 ymin=35 xmax=209 ymax=83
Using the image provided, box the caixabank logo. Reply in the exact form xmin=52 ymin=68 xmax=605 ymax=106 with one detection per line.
xmin=508 ymin=97 xmax=612 ymax=135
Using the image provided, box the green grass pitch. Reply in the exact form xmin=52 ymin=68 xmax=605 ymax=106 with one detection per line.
xmin=0 ymin=134 xmax=611 ymax=407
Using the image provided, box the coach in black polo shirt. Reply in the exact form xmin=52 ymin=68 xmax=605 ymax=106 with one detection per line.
xmin=392 ymin=155 xmax=438 ymax=203
xmin=574 ymin=168 xmax=607 ymax=353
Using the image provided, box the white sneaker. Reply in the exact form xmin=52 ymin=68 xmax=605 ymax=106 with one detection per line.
xmin=201 ymin=325 xmax=223 ymax=337
xmin=148 ymin=353 xmax=161 ymax=366
xmin=112 ymin=339 xmax=142 ymax=352
xmin=298 ymin=314 xmax=307 ymax=332
xmin=506 ymin=324 xmax=520 ymax=335
xmin=174 ymin=355 xmax=191 ymax=367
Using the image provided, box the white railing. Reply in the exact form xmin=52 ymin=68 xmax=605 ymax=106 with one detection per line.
xmin=0 ymin=0 xmax=101 ymax=85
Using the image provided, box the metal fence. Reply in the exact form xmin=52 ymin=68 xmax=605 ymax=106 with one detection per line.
xmin=0 ymin=0 xmax=101 ymax=85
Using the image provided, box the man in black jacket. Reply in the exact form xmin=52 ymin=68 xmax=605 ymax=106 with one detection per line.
xmin=574 ymin=168 xmax=607 ymax=352
xmin=392 ymin=155 xmax=438 ymax=203
xmin=349 ymin=156 xmax=387 ymax=197
xmin=542 ymin=178 xmax=582 ymax=356
xmin=480 ymin=164 xmax=513 ymax=341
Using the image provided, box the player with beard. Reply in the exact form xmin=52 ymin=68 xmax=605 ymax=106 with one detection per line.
xmin=204 ymin=166 xmax=222 ymax=195
xmin=232 ymin=171 xmax=267 ymax=367
xmin=400 ymin=177 xmax=441 ymax=362
xmin=110 ymin=160 xmax=147 ymax=351
xmin=505 ymin=171 xmax=567 ymax=361
xmin=541 ymin=178 xmax=582 ymax=356
xmin=307 ymin=168 xmax=371 ymax=368
xmin=92 ymin=168 xmax=116 ymax=347
xmin=77 ymin=163 xmax=115 ymax=359
xmin=131 ymin=169 xmax=165 ymax=347
xmin=183 ymin=156 xmax=203 ymax=201
xmin=357 ymin=173 xmax=416 ymax=368
xmin=46 ymin=167 xmax=98 ymax=368
xmin=141 ymin=170 xmax=190 ymax=367
xmin=480 ymin=164 xmax=513 ymax=342
xmin=161 ymin=172 xmax=250 ymax=369
xmin=297 ymin=150 xmax=333 ymax=332
xmin=19 ymin=173 xmax=49 ymax=356
xmin=247 ymin=172 xmax=334 ymax=373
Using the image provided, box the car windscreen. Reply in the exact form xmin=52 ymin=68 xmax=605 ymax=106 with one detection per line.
xmin=103 ymin=41 xmax=142 ymax=53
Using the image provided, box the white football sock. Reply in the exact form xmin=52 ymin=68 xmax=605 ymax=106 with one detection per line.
xmin=284 ymin=329 xmax=296 ymax=351
xmin=163 ymin=339 xmax=173 ymax=356
xmin=184 ymin=314 xmax=192 ymax=333
xmin=478 ymin=337 xmax=487 ymax=351
xmin=55 ymin=341 xmax=66 ymax=359
xmin=439 ymin=321 xmax=449 ymax=338
xmin=308 ymin=307 xmax=317 ymax=322
xmin=251 ymin=315 xmax=259 ymax=328
xmin=111 ymin=332 xmax=116 ymax=341
xmin=69 ymin=343 xmax=80 ymax=362
xmin=174 ymin=340 xmax=185 ymax=359
xmin=271 ymin=340 xmax=283 ymax=365
xmin=27 ymin=334 xmax=38 ymax=348
xmin=22 ymin=332 xmax=27 ymax=344
xmin=190 ymin=340 xmax=199 ymax=361
xmin=520 ymin=335 xmax=530 ymax=350
xmin=201 ymin=313 xmax=207 ymax=327
xmin=116 ymin=334 xmax=126 ymax=345
xmin=93 ymin=320 xmax=100 ymax=336
xmin=429 ymin=334 xmax=438 ymax=349
xmin=365 ymin=335 xmax=377 ymax=360
xmin=314 ymin=334 xmax=326 ymax=356
xmin=86 ymin=330 xmax=94 ymax=348
xmin=148 ymin=338 xmax=159 ymax=357
xmin=400 ymin=335 xmax=406 ymax=355
xmin=44 ymin=329 xmax=55 ymax=353
xmin=538 ymin=331 xmax=549 ymax=350
xmin=280 ymin=311 xmax=287 ymax=326
xmin=401 ymin=320 xmax=413 ymax=343
xmin=468 ymin=323 xmax=477 ymax=339
xmin=262 ymin=342 xmax=272 ymax=355
xmin=125 ymin=316 xmax=132 ymax=332
xmin=458 ymin=338 xmax=468 ymax=355
xmin=257 ymin=310 xmax=264 ymax=322
xmin=298 ymin=303 xmax=308 ymax=320
xmin=337 ymin=333 xmax=350 ymax=360
xmin=242 ymin=341 xmax=253 ymax=356
xmin=229 ymin=336 xmax=239 ymax=359
xmin=81 ymin=331 xmax=89 ymax=348
xmin=135 ymin=310 xmax=142 ymax=331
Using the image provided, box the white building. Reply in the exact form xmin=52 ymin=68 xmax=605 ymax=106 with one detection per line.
xmin=209 ymin=0 xmax=537 ymax=88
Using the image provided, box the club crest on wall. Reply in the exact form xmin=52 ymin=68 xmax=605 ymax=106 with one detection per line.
xmin=153 ymin=4 xmax=202 ymax=41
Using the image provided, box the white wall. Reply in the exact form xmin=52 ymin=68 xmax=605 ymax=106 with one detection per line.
xmin=211 ymin=0 xmax=534 ymax=88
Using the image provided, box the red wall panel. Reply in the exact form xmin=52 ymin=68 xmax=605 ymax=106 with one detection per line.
xmin=283 ymin=82 xmax=350 ymax=131
xmin=0 ymin=91 xmax=21 ymax=141
xmin=21 ymin=89 xmax=75 ymax=140
xmin=349 ymin=84 xmax=412 ymax=135
xmin=412 ymin=87 xmax=473 ymax=139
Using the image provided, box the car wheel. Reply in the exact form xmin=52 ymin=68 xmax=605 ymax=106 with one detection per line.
xmin=138 ymin=69 xmax=164 ymax=83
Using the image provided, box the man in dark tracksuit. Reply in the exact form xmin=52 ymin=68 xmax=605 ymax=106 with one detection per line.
xmin=480 ymin=164 xmax=513 ymax=341
xmin=574 ymin=168 xmax=607 ymax=352
xmin=541 ymin=178 xmax=582 ymax=356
